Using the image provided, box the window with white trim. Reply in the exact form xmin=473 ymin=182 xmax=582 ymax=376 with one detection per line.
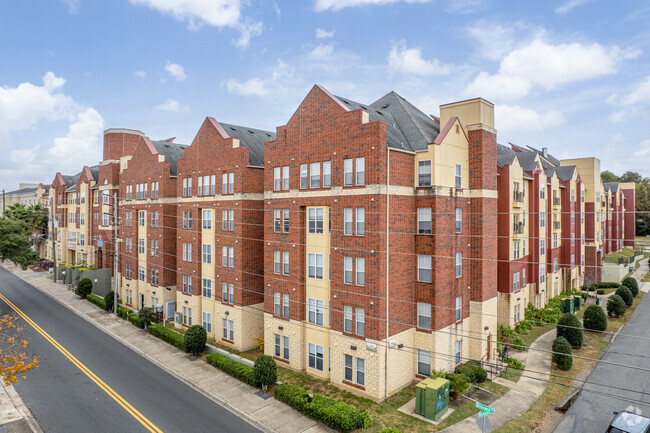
xmin=202 ymin=244 xmax=211 ymax=264
xmin=308 ymin=254 xmax=323 ymax=279
xmin=418 ymin=350 xmax=431 ymax=376
xmin=202 ymin=312 xmax=212 ymax=333
xmin=202 ymin=209 xmax=212 ymax=230
xmin=418 ymin=160 xmax=432 ymax=187
xmin=455 ymin=252 xmax=462 ymax=277
xmin=344 ymin=306 xmax=353 ymax=333
xmin=417 ymin=208 xmax=431 ymax=234
xmin=455 ymin=296 xmax=462 ymax=321
xmin=202 ymin=278 xmax=212 ymax=298
xmin=308 ymin=299 xmax=324 ymax=326
xmin=323 ymin=161 xmax=331 ymax=188
xmin=356 ymin=157 xmax=365 ymax=185
xmin=417 ymin=302 xmax=431 ymax=330
xmin=308 ymin=343 xmax=324 ymax=371
xmin=344 ymin=158 xmax=353 ymax=186
xmin=455 ymin=164 xmax=462 ymax=189
xmin=308 ymin=208 xmax=324 ymax=234
xmin=355 ymin=307 xmax=365 ymax=337
xmin=300 ymin=164 xmax=308 ymax=189
xmin=310 ymin=162 xmax=320 ymax=188
xmin=356 ymin=258 xmax=365 ymax=286
xmin=418 ymin=255 xmax=432 ymax=282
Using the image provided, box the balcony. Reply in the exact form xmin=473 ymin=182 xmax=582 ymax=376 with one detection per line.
xmin=512 ymin=191 xmax=524 ymax=203
xmin=553 ymin=221 xmax=561 ymax=232
xmin=553 ymin=197 xmax=561 ymax=207
xmin=513 ymin=222 xmax=524 ymax=235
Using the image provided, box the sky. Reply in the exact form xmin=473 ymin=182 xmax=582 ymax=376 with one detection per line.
xmin=1 ymin=0 xmax=649 ymax=191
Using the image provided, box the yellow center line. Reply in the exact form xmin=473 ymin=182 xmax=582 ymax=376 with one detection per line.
xmin=0 ymin=293 xmax=163 ymax=433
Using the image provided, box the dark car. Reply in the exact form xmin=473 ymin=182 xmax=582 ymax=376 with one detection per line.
xmin=607 ymin=411 xmax=650 ymax=433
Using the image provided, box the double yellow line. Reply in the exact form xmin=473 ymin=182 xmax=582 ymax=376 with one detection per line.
xmin=0 ymin=293 xmax=163 ymax=433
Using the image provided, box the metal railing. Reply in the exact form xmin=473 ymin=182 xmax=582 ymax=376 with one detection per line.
xmin=513 ymin=191 xmax=524 ymax=202
xmin=513 ymin=222 xmax=524 ymax=234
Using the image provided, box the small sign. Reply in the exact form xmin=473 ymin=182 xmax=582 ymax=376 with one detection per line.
xmin=476 ymin=402 xmax=494 ymax=418
xmin=97 ymin=240 xmax=103 ymax=247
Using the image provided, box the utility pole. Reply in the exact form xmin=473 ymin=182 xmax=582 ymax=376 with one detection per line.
xmin=113 ymin=193 xmax=118 ymax=314
xmin=51 ymin=197 xmax=57 ymax=283
xmin=2 ymin=189 xmax=5 ymax=215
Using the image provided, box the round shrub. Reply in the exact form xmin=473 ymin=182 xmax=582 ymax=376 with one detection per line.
xmin=556 ymin=313 xmax=583 ymax=348
xmin=589 ymin=284 xmax=597 ymax=292
xmin=597 ymin=289 xmax=605 ymax=295
xmin=76 ymin=278 xmax=92 ymax=299
xmin=511 ymin=336 xmax=527 ymax=351
xmin=455 ymin=362 xmax=487 ymax=383
xmin=104 ymin=290 xmax=115 ymax=312
xmin=583 ymin=305 xmax=608 ymax=331
xmin=621 ymin=277 xmax=639 ymax=297
xmin=607 ymin=294 xmax=627 ymax=317
xmin=552 ymin=337 xmax=573 ymax=371
xmin=138 ymin=307 xmax=154 ymax=329
xmin=253 ymin=355 xmax=278 ymax=392
xmin=184 ymin=324 xmax=207 ymax=356
xmin=615 ymin=286 xmax=633 ymax=307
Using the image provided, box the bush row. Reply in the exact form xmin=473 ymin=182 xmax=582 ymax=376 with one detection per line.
xmin=274 ymin=383 xmax=372 ymax=432
xmin=86 ymin=294 xmax=106 ymax=310
xmin=147 ymin=323 xmax=185 ymax=351
xmin=127 ymin=313 xmax=142 ymax=328
xmin=454 ymin=361 xmax=487 ymax=383
xmin=206 ymin=352 xmax=257 ymax=387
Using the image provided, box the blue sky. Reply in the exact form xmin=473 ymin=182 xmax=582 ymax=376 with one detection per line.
xmin=1 ymin=0 xmax=649 ymax=190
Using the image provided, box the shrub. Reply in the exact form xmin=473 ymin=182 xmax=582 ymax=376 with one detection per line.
xmin=446 ymin=373 xmax=469 ymax=398
xmin=615 ymin=286 xmax=633 ymax=307
xmin=86 ymin=294 xmax=106 ymax=310
xmin=588 ymin=284 xmax=597 ymax=292
xmin=117 ymin=306 xmax=128 ymax=319
xmin=514 ymin=320 xmax=533 ymax=334
xmin=607 ymin=295 xmax=627 ymax=318
xmin=138 ymin=307 xmax=154 ymax=329
xmin=556 ymin=313 xmax=583 ymax=348
xmin=498 ymin=325 xmax=515 ymax=341
xmin=380 ymin=428 xmax=401 ymax=433
xmin=552 ymin=337 xmax=573 ymax=371
xmin=455 ymin=362 xmax=487 ymax=383
xmin=583 ymin=305 xmax=608 ymax=331
xmin=184 ymin=325 xmax=207 ymax=356
xmin=253 ymin=355 xmax=277 ymax=392
xmin=503 ymin=357 xmax=525 ymax=370
xmin=206 ymin=353 xmax=257 ymax=386
xmin=511 ymin=336 xmax=527 ymax=351
xmin=104 ymin=291 xmax=115 ymax=312
xmin=147 ymin=323 xmax=185 ymax=351
xmin=597 ymin=289 xmax=605 ymax=295
xmin=622 ymin=277 xmax=639 ymax=297
xmin=596 ymin=282 xmax=620 ymax=288
xmin=127 ymin=313 xmax=141 ymax=328
xmin=76 ymin=278 xmax=93 ymax=298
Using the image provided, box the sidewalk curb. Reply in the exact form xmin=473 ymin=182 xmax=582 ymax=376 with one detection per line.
xmin=2 ymin=383 xmax=44 ymax=433
xmin=2 ymin=266 xmax=279 ymax=433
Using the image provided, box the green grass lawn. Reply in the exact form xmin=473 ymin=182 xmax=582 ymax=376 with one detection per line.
xmin=604 ymin=247 xmax=636 ymax=264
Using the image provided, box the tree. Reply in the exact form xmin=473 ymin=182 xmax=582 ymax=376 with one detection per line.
xmin=583 ymin=305 xmax=608 ymax=331
xmin=184 ymin=325 xmax=206 ymax=356
xmin=253 ymin=355 xmax=278 ymax=392
xmin=104 ymin=291 xmax=115 ymax=312
xmin=601 ymin=170 xmax=620 ymax=183
xmin=5 ymin=204 xmax=48 ymax=231
xmin=76 ymin=278 xmax=93 ymax=299
xmin=607 ymin=294 xmax=626 ymax=317
xmin=138 ymin=307 xmax=154 ymax=329
xmin=556 ymin=313 xmax=583 ymax=348
xmin=619 ymin=171 xmax=643 ymax=183
xmin=552 ymin=337 xmax=573 ymax=371
xmin=615 ymin=286 xmax=633 ymax=307
xmin=621 ymin=277 xmax=639 ymax=297
xmin=0 ymin=218 xmax=38 ymax=269
xmin=0 ymin=315 xmax=39 ymax=385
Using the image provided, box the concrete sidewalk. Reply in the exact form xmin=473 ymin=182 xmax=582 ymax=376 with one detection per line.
xmin=0 ymin=383 xmax=43 ymax=433
xmin=1 ymin=263 xmax=330 ymax=433
xmin=441 ymin=330 xmax=555 ymax=433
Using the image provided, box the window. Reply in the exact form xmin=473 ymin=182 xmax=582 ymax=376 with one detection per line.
xmin=308 ymin=254 xmax=323 ymax=279
xmin=283 ymin=251 xmax=289 ymax=275
xmin=308 ymin=299 xmax=324 ymax=326
xmin=274 ymin=167 xmax=281 ymax=191
xmin=274 ymin=292 xmax=281 ymax=316
xmin=456 ymin=208 xmax=462 ymax=233
xmin=138 ymin=265 xmax=145 ymax=281
xmin=275 ymin=334 xmax=281 ymax=357
xmin=345 ymin=354 xmax=353 ymax=382
xmin=581 ymin=254 xmax=585 ymax=267
xmin=355 ymin=308 xmax=365 ymax=337
xmin=222 ymin=210 xmax=229 ymax=230
xmin=456 ymin=253 xmax=462 ymax=277
xmin=540 ymin=183 xmax=545 ymax=199
xmin=308 ymin=343 xmax=324 ymax=371
xmin=513 ymin=272 xmax=520 ymax=292
xmin=222 ymin=319 xmax=234 ymax=341
xmin=308 ymin=208 xmax=324 ymax=234
xmin=455 ymin=164 xmax=462 ymax=189
xmin=150 ymin=240 xmax=159 ymax=257
xmin=356 ymin=358 xmax=365 ymax=386
xmin=344 ymin=306 xmax=353 ymax=333
xmin=540 ymin=239 xmax=545 ymax=255
xmin=417 ymin=302 xmax=431 ymax=330
xmin=418 ymin=160 xmax=432 ymax=187
xmin=80 ymin=213 xmax=85 ymax=225
xmin=553 ymin=258 xmax=558 ymax=273
xmin=540 ymin=265 xmax=546 ymax=283
xmin=571 ymin=255 xmax=575 ymax=268
xmin=210 ymin=176 xmax=215 ymax=195
xmin=229 ymin=247 xmax=234 ymax=268
xmin=323 ymin=161 xmax=331 ymax=188
xmin=202 ymin=210 xmax=212 ymax=229
xmin=283 ymin=336 xmax=289 ymax=360
xmin=183 ymin=243 xmax=192 ymax=261
xmin=222 ymin=173 xmax=228 ymax=194
xmin=138 ymin=211 xmax=145 ymax=226
xmin=202 ymin=244 xmax=211 ymax=264
xmin=356 ymin=208 xmax=365 ymax=235
xmin=514 ymin=304 xmax=520 ymax=323
xmin=513 ymin=240 xmax=520 ymax=259
xmin=418 ymin=255 xmax=432 ymax=282
xmin=138 ymin=238 xmax=145 ymax=254
xmin=282 ymin=294 xmax=289 ymax=318
xmin=344 ymin=257 xmax=353 ymax=284
xmin=310 ymin=162 xmax=320 ymax=188
xmin=274 ymin=210 xmax=282 ymax=232
xmin=523 ymin=268 xmax=526 ymax=285
xmin=274 ymin=251 xmax=281 ymax=274
xmin=283 ymin=209 xmax=289 ymax=233
xmin=202 ymin=278 xmax=212 ymax=298
xmin=356 ymin=157 xmax=365 ymax=185
xmin=455 ymin=340 xmax=461 ymax=365
xmin=344 ymin=159 xmax=353 ymax=186
xmin=79 ymin=234 xmax=85 ymax=246
xmin=417 ymin=208 xmax=432 ymax=234
xmin=222 ymin=246 xmax=228 ymax=267
xmin=282 ymin=166 xmax=289 ymax=190
xmin=202 ymin=313 xmax=212 ymax=333
xmin=344 ymin=208 xmax=353 ymax=235
xmin=418 ymin=350 xmax=431 ymax=376
xmin=540 ymin=211 xmax=545 ymax=227
xmin=356 ymin=258 xmax=365 ymax=286
xmin=183 ymin=178 xmax=188 ymax=196
xmin=300 ymin=164 xmax=308 ymax=189
xmin=455 ymin=296 xmax=462 ymax=321
xmin=228 ymin=173 xmax=234 ymax=194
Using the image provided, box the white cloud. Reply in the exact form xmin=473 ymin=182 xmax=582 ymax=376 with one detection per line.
xmin=314 ymin=0 xmax=429 ymax=12
xmin=48 ymin=108 xmax=105 ymax=166
xmin=555 ymin=0 xmax=592 ymax=15
xmin=134 ymin=70 xmax=147 ymax=78
xmin=616 ymin=76 xmax=650 ymax=106
xmin=631 ymin=139 xmax=650 ymax=159
xmin=387 ymin=40 xmax=450 ymax=76
xmin=316 ymin=28 xmax=334 ymax=39
xmin=224 ymin=77 xmax=268 ymax=96
xmin=224 ymin=59 xmax=293 ymax=97
xmin=129 ymin=0 xmax=262 ymax=47
xmin=445 ymin=0 xmax=485 ymax=14
xmin=309 ymin=44 xmax=335 ymax=61
xmin=465 ymin=20 xmax=545 ymax=61
xmin=154 ymin=99 xmax=189 ymax=112
xmin=465 ymin=71 xmax=532 ymax=100
xmin=495 ymin=104 xmax=565 ymax=132
xmin=466 ymin=39 xmax=640 ymax=101
xmin=62 ymin=0 xmax=80 ymax=14
xmin=164 ymin=61 xmax=186 ymax=81
xmin=10 ymin=146 xmax=39 ymax=165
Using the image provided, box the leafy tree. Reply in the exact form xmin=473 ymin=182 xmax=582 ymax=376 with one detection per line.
xmin=0 ymin=218 xmax=38 ymax=269
xmin=621 ymin=277 xmax=639 ymax=297
xmin=76 ymin=278 xmax=93 ymax=298
xmin=583 ymin=305 xmax=608 ymax=331
xmin=556 ymin=313 xmax=583 ymax=348
xmin=184 ymin=325 xmax=207 ymax=356
xmin=138 ymin=307 xmax=154 ymax=329
xmin=104 ymin=291 xmax=115 ymax=312
xmin=601 ymin=170 xmax=620 ymax=183
xmin=0 ymin=314 xmax=39 ymax=385
xmin=607 ymin=294 xmax=626 ymax=317
xmin=253 ymin=355 xmax=278 ymax=392
xmin=4 ymin=203 xmax=48 ymax=231
xmin=552 ymin=337 xmax=573 ymax=371
xmin=620 ymin=171 xmax=643 ymax=183
xmin=615 ymin=286 xmax=633 ymax=307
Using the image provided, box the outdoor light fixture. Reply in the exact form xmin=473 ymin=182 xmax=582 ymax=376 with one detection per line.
xmin=397 ymin=343 xmax=404 ymax=349
xmin=278 ymin=326 xmax=283 ymax=331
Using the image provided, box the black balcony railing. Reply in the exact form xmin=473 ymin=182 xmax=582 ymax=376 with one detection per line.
xmin=553 ymin=197 xmax=561 ymax=206
xmin=513 ymin=222 xmax=524 ymax=234
xmin=553 ymin=221 xmax=561 ymax=230
xmin=513 ymin=191 xmax=524 ymax=203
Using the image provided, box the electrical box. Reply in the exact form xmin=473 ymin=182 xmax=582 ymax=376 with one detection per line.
xmin=415 ymin=377 xmax=449 ymax=421
xmin=573 ymin=295 xmax=582 ymax=311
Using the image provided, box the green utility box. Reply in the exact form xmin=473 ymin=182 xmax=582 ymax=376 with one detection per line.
xmin=561 ymin=297 xmax=574 ymax=314
xmin=415 ymin=377 xmax=449 ymax=421
xmin=573 ymin=295 xmax=582 ymax=311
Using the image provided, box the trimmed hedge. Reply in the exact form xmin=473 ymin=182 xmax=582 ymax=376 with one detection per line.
xmin=206 ymin=353 xmax=257 ymax=387
xmin=184 ymin=325 xmax=207 ymax=356
xmin=274 ymin=383 xmax=372 ymax=432
xmin=455 ymin=361 xmax=487 ymax=383
xmin=503 ymin=357 xmax=525 ymax=370
xmin=77 ymin=278 xmax=93 ymax=299
xmin=615 ymin=286 xmax=633 ymax=307
xmin=147 ymin=323 xmax=185 ymax=351
xmin=86 ymin=293 xmax=106 ymax=310
xmin=583 ymin=305 xmax=608 ymax=331
xmin=607 ymin=294 xmax=627 ymax=317
xmin=117 ymin=306 xmax=128 ymax=319
xmin=622 ymin=277 xmax=639 ymax=297
xmin=597 ymin=289 xmax=605 ymax=295
xmin=127 ymin=313 xmax=142 ymax=328
xmin=552 ymin=337 xmax=573 ymax=371
xmin=595 ymin=282 xmax=620 ymax=288
xmin=556 ymin=313 xmax=583 ymax=348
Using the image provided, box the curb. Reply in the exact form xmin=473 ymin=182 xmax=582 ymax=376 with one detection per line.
xmin=2 ymin=383 xmax=44 ymax=433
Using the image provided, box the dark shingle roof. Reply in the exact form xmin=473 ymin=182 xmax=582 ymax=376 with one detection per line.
xmin=89 ymin=165 xmax=99 ymax=182
xmin=516 ymin=151 xmax=540 ymax=172
xmin=497 ymin=144 xmax=516 ymax=168
xmin=333 ymin=91 xmax=440 ymax=152
xmin=219 ymin=123 xmax=274 ymax=167
xmin=62 ymin=172 xmax=81 ymax=188
xmin=546 ymin=165 xmax=576 ymax=181
xmin=604 ymin=182 xmax=619 ymax=192
xmin=151 ymin=141 xmax=188 ymax=176
xmin=526 ymin=145 xmax=560 ymax=166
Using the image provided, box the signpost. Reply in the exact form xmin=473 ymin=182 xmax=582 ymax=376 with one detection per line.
xmin=475 ymin=402 xmax=494 ymax=432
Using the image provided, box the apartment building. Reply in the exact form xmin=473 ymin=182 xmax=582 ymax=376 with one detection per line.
xmin=262 ymin=85 xmax=497 ymax=401
xmin=118 ymin=135 xmax=186 ymax=319
xmin=174 ymin=117 xmax=270 ymax=350
xmin=0 ymin=183 xmax=48 ymax=215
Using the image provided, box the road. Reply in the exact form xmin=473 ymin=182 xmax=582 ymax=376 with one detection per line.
xmin=554 ymin=291 xmax=650 ymax=432
xmin=0 ymin=268 xmax=260 ymax=433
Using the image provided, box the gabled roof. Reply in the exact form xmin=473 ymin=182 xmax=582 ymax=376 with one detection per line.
xmin=61 ymin=172 xmax=82 ymax=188
xmin=151 ymin=140 xmax=188 ymax=176
xmin=65 ymin=185 xmax=77 ymax=192
xmin=332 ymin=91 xmax=440 ymax=152
xmin=219 ymin=123 xmax=274 ymax=167
xmin=497 ymin=143 xmax=517 ymax=168
xmin=546 ymin=165 xmax=576 ymax=182
xmin=526 ymin=145 xmax=560 ymax=166
xmin=89 ymin=165 xmax=99 ymax=181
xmin=4 ymin=186 xmax=39 ymax=196
xmin=604 ymin=182 xmax=619 ymax=192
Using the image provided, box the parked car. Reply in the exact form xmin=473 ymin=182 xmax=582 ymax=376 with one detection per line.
xmin=607 ymin=411 xmax=650 ymax=433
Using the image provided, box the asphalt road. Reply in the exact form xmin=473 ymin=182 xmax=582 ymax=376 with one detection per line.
xmin=0 ymin=268 xmax=261 ymax=433
xmin=554 ymin=291 xmax=650 ymax=432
